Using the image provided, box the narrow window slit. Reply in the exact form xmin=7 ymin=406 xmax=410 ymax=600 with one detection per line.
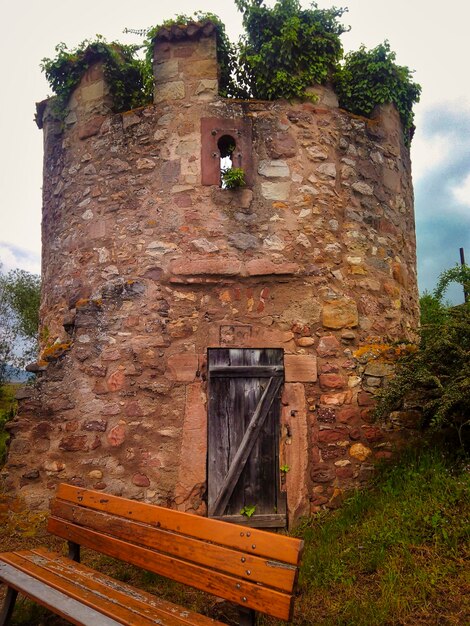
xmin=218 ymin=134 xmax=236 ymax=188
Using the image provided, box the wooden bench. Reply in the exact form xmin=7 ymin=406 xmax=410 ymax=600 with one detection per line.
xmin=0 ymin=483 xmax=303 ymax=625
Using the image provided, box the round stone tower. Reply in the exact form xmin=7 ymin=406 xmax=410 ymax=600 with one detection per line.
xmin=4 ymin=22 xmax=419 ymax=525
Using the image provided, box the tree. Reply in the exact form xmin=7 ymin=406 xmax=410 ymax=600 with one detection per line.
xmin=0 ymin=264 xmax=41 ymax=388
xmin=433 ymin=263 xmax=470 ymax=303
xmin=377 ymin=265 xmax=470 ymax=447
xmin=419 ymin=263 xmax=470 ymax=346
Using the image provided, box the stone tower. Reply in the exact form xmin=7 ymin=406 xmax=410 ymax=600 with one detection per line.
xmin=4 ymin=22 xmax=419 ymax=526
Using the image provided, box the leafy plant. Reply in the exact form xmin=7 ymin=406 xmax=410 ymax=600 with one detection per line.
xmin=280 ymin=464 xmax=290 ymax=473
xmin=419 ymin=290 xmax=448 ymax=329
xmin=376 ymin=300 xmax=470 ymax=446
xmin=221 ymin=167 xmax=246 ymax=189
xmin=234 ymin=0 xmax=348 ymax=100
xmin=41 ymin=37 xmax=150 ymax=117
xmin=40 ymin=2 xmax=421 ymax=143
xmin=334 ymin=42 xmax=421 ymax=144
xmin=240 ymin=504 xmax=256 ymax=518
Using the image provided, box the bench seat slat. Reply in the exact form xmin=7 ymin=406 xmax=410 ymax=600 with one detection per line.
xmin=0 ymin=550 xmax=221 ymax=626
xmin=48 ymin=517 xmax=294 ymax=621
xmin=25 ymin=549 xmax=221 ymax=626
xmin=55 ymin=484 xmax=303 ymax=566
xmin=51 ymin=499 xmax=296 ymax=592
xmin=0 ymin=561 xmax=125 ymax=626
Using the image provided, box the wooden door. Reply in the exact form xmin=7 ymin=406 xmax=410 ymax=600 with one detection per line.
xmin=207 ymin=348 xmax=286 ymax=528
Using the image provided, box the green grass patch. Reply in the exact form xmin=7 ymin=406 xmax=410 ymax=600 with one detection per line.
xmin=262 ymin=446 xmax=469 ymax=625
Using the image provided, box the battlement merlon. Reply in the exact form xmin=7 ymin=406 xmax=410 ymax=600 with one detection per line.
xmin=35 ymin=20 xmax=220 ymax=132
xmin=153 ymin=21 xmax=219 ymax=104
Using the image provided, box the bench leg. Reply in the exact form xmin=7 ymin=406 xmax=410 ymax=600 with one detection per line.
xmin=238 ymin=607 xmax=256 ymax=626
xmin=68 ymin=541 xmax=80 ymax=563
xmin=0 ymin=587 xmax=18 ymax=626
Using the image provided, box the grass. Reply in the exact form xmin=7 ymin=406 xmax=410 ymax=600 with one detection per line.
xmin=0 ymin=446 xmax=468 ymax=625
xmin=270 ymin=445 xmax=469 ymax=626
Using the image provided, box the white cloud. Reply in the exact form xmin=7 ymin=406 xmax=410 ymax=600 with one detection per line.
xmin=451 ymin=171 xmax=470 ymax=210
xmin=411 ymin=129 xmax=452 ymax=182
xmin=0 ymin=244 xmax=41 ymax=275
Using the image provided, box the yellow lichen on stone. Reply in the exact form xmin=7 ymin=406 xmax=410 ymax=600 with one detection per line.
xmin=40 ymin=341 xmax=73 ymax=363
xmin=353 ymin=342 xmax=417 ymax=363
xmin=349 ymin=443 xmax=372 ymax=462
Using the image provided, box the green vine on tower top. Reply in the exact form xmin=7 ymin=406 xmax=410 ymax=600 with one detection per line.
xmin=234 ymin=0 xmax=348 ymax=100
xmin=41 ymin=36 xmax=150 ymax=117
xmin=40 ymin=0 xmax=421 ymax=143
xmin=334 ymin=42 xmax=422 ymax=143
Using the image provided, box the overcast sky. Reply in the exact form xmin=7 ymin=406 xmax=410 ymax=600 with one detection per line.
xmin=1 ymin=0 xmax=469 ymax=303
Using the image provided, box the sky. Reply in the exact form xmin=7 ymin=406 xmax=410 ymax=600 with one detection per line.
xmin=0 ymin=0 xmax=469 ymax=304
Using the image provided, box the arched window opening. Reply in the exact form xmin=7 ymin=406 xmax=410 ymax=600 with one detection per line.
xmin=201 ymin=118 xmax=252 ymax=187
xmin=218 ymin=134 xmax=236 ymax=188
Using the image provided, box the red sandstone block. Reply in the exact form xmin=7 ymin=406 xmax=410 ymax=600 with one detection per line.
xmin=132 ymin=473 xmax=150 ymax=487
xmin=267 ymin=132 xmax=297 ymax=159
xmin=82 ymin=419 xmax=107 ymax=432
xmin=349 ymin=428 xmax=362 ymax=440
xmin=320 ymin=390 xmax=353 ymax=406
xmin=59 ymin=435 xmax=88 ymax=452
xmin=317 ymin=429 xmax=347 ymax=443
xmin=320 ymin=362 xmax=340 ymax=374
xmin=357 ymin=391 xmax=376 ymax=407
xmin=107 ymin=424 xmax=126 ymax=447
xmin=317 ymin=334 xmax=341 ymax=357
xmin=124 ymin=401 xmax=144 ymax=418
xmin=284 ymin=355 xmax=317 ymax=382
xmin=170 ymin=258 xmax=242 ymax=276
xmin=362 ymin=426 xmax=384 ymax=442
xmin=319 ymin=373 xmax=346 ymax=390
xmin=337 ymin=407 xmax=360 ymax=423
xmin=100 ymin=348 xmax=121 ymax=362
xmin=245 ymin=259 xmax=299 ymax=276
xmin=78 ymin=115 xmax=106 ymax=140
xmin=335 ymin=466 xmax=353 ymax=479
xmin=167 ymin=353 xmax=199 ymax=382
xmin=107 ymin=368 xmax=126 ymax=392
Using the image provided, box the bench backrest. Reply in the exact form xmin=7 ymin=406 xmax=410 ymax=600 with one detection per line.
xmin=48 ymin=484 xmax=304 ymax=621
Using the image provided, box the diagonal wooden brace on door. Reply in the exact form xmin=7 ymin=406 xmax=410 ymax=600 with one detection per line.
xmin=210 ymin=376 xmax=283 ymax=517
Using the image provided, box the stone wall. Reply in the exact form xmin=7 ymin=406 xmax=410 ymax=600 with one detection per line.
xmin=3 ymin=25 xmax=419 ymax=522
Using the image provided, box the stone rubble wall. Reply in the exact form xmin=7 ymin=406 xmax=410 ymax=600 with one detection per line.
xmin=3 ymin=29 xmax=419 ymax=522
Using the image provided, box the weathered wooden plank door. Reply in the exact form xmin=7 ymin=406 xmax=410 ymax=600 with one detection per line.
xmin=207 ymin=348 xmax=286 ymax=528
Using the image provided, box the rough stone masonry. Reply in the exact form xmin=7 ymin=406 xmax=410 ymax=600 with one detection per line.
xmin=3 ymin=22 xmax=420 ymax=524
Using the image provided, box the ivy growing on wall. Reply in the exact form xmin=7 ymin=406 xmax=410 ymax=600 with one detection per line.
xmin=40 ymin=0 xmax=421 ymax=142
xmin=234 ymin=0 xmax=348 ymax=100
xmin=334 ymin=42 xmax=422 ymax=143
xmin=41 ymin=37 xmax=149 ymax=117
